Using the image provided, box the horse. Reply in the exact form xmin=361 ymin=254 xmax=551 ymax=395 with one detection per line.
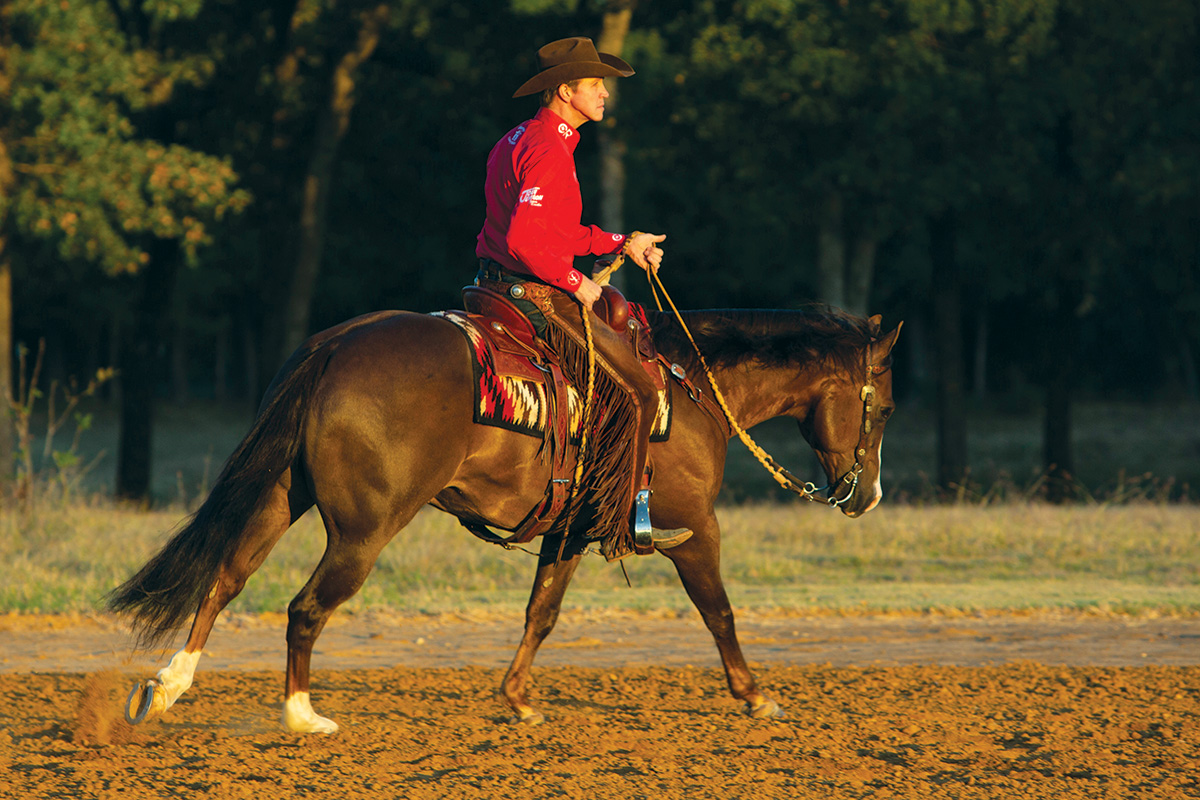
xmin=108 ymin=302 xmax=901 ymax=732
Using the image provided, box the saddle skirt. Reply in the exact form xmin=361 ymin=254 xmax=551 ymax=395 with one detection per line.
xmin=431 ymin=284 xmax=726 ymax=548
xmin=433 ymin=292 xmax=672 ymax=444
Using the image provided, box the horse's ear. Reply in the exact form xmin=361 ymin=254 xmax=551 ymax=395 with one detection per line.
xmin=867 ymin=314 xmax=883 ymax=335
xmin=872 ymin=321 xmax=903 ymax=363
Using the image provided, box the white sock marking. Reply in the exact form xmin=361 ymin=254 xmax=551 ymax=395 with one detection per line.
xmin=283 ymin=692 xmax=340 ymax=733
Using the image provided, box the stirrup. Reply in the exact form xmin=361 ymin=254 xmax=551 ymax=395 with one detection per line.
xmin=605 ymin=525 xmax=694 ymax=562
xmin=633 ymin=489 xmax=654 ymax=554
xmin=650 ymin=528 xmax=693 ymax=550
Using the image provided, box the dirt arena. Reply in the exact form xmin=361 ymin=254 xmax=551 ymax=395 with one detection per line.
xmin=2 ymin=611 xmax=1199 ymax=798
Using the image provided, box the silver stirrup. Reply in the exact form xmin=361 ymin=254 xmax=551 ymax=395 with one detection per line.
xmin=633 ymin=489 xmax=653 ymax=551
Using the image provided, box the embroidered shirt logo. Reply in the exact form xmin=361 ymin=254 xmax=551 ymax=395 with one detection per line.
xmin=507 ymin=125 xmax=526 ymax=145
xmin=558 ymin=123 xmax=574 ymax=140
xmin=519 ymin=187 xmax=544 ymax=207
xmin=566 ymin=270 xmax=582 ymax=287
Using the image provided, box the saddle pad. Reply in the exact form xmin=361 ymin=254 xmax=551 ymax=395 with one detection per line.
xmin=433 ymin=311 xmax=672 ymax=442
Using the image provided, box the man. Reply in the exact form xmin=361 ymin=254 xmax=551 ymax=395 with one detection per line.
xmin=475 ymin=37 xmax=666 ymax=559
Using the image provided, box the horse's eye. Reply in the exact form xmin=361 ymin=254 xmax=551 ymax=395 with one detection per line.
xmin=879 ymin=407 xmax=894 ymax=421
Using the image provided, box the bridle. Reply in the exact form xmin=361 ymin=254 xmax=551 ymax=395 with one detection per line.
xmin=641 ymin=265 xmax=889 ymax=509
xmin=805 ymin=358 xmax=891 ymax=508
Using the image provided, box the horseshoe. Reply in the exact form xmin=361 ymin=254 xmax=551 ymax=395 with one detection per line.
xmin=124 ymin=680 xmax=159 ymax=725
xmin=745 ymin=697 xmax=785 ymax=720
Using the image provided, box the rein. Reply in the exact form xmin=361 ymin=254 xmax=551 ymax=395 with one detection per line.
xmin=613 ymin=258 xmax=878 ymax=508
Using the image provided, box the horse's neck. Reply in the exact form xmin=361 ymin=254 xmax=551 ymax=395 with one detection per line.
xmin=709 ymin=361 xmax=822 ymax=429
xmin=647 ymin=307 xmax=865 ymax=428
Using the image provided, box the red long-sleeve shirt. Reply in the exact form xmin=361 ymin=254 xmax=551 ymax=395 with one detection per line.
xmin=476 ymin=107 xmax=626 ymax=292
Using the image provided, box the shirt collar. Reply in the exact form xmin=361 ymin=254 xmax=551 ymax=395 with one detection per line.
xmin=534 ymin=107 xmax=580 ymax=154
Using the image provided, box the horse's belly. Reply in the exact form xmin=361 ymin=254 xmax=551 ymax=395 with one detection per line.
xmin=432 ymin=430 xmax=551 ymax=529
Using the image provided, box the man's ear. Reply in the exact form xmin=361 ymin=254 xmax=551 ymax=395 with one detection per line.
xmin=556 ymin=83 xmax=572 ymax=102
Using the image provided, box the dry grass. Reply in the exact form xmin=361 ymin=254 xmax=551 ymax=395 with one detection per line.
xmin=6 ymin=397 xmax=1197 ymax=617
xmin=2 ymin=500 xmax=1197 ymax=618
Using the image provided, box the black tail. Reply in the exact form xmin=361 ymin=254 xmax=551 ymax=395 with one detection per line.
xmin=107 ymin=341 xmax=334 ymax=648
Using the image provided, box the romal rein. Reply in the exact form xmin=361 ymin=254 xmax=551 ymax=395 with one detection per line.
xmin=633 ymin=261 xmax=882 ymax=508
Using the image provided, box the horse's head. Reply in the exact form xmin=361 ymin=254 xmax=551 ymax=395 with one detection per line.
xmin=798 ymin=315 xmax=902 ymax=518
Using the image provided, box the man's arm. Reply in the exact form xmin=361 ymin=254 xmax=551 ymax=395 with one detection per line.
xmin=505 ymin=145 xmax=587 ymax=292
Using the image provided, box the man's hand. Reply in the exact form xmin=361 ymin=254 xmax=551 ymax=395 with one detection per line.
xmin=573 ymin=275 xmax=603 ymax=310
xmin=624 ymin=232 xmax=667 ymax=273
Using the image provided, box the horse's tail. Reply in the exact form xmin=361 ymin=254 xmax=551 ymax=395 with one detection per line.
xmin=106 ymin=340 xmax=334 ymax=649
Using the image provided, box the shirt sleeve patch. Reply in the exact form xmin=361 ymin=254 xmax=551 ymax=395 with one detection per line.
xmin=518 ymin=187 xmax=544 ymax=207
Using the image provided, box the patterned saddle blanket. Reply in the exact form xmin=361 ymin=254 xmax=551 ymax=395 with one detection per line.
xmin=433 ymin=304 xmax=673 ymax=443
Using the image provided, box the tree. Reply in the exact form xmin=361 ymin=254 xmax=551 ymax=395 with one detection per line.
xmin=279 ymin=3 xmax=390 ymax=360
xmin=2 ymin=0 xmax=249 ymax=500
xmin=594 ymin=0 xmax=635 ymax=290
xmin=0 ymin=133 xmax=14 ymax=495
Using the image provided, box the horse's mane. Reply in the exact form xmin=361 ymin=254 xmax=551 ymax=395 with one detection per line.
xmin=645 ymin=304 xmax=875 ymax=376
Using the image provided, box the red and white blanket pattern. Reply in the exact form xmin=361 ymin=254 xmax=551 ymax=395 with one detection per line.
xmin=434 ymin=311 xmax=672 ymax=443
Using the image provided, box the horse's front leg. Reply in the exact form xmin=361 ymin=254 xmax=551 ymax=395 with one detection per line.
xmin=500 ymin=534 xmax=585 ymax=725
xmin=660 ymin=516 xmax=784 ymax=719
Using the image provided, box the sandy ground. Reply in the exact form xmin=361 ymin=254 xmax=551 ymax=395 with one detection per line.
xmin=2 ymin=611 xmax=1199 ymax=798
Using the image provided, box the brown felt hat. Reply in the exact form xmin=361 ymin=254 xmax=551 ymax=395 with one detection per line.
xmin=512 ymin=37 xmax=634 ymax=98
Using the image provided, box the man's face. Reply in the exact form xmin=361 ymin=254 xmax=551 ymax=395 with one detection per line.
xmin=567 ymin=78 xmax=609 ymax=124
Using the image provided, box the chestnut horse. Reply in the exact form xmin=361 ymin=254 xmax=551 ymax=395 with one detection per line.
xmin=109 ymin=304 xmax=900 ymax=731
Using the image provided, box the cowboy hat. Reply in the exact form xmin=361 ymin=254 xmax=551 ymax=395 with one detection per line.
xmin=512 ymin=37 xmax=634 ymax=98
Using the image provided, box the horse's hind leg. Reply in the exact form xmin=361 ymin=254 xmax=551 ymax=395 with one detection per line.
xmin=282 ymin=503 xmax=418 ymax=733
xmin=500 ymin=535 xmax=586 ymax=725
xmin=660 ymin=514 xmax=784 ymax=719
xmin=127 ymin=479 xmax=308 ymax=723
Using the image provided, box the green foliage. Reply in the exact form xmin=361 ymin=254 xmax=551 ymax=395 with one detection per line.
xmin=2 ymin=0 xmax=1198 ymax=498
xmin=2 ymin=0 xmax=250 ymax=273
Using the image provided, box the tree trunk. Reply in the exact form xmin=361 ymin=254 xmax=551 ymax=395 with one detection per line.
xmin=844 ymin=233 xmax=876 ymax=317
xmin=116 ymin=240 xmax=180 ymax=502
xmin=596 ymin=2 xmax=634 ymax=291
xmin=0 ymin=133 xmax=15 ymax=494
xmin=214 ymin=320 xmax=229 ymax=404
xmin=0 ymin=250 xmax=12 ymax=495
xmin=248 ymin=0 xmax=307 ymax=400
xmin=172 ymin=321 xmax=190 ymax=404
xmin=241 ymin=307 xmax=259 ymax=409
xmin=973 ymin=311 xmax=988 ymax=400
xmin=1042 ymin=115 xmax=1082 ymax=504
xmin=930 ymin=210 xmax=968 ymax=492
xmin=816 ymin=188 xmax=846 ymax=309
xmin=1043 ymin=274 xmax=1081 ymax=503
xmin=279 ymin=5 xmax=388 ymax=362
xmin=1178 ymin=327 xmax=1199 ymax=401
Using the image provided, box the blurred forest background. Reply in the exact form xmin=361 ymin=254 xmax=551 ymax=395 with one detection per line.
xmin=1 ymin=0 xmax=1197 ymax=506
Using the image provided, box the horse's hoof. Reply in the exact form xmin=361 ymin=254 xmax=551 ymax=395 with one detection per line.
xmin=745 ymin=697 xmax=785 ymax=719
xmin=125 ymin=680 xmax=159 ymax=725
xmin=282 ymin=693 xmax=340 ymax=733
xmin=287 ymin=715 xmax=339 ymax=734
xmin=510 ymin=709 xmax=545 ymax=726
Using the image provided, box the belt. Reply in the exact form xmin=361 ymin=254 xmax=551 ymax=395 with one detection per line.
xmin=477 ymin=258 xmax=540 ymax=285
xmin=476 ymin=259 xmax=561 ymax=305
xmin=474 ymin=259 xmax=557 ymax=335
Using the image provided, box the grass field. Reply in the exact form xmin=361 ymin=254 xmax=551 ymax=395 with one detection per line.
xmin=4 ymin=398 xmax=1198 ymax=618
xmin=3 ymin=501 xmax=1198 ymax=618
